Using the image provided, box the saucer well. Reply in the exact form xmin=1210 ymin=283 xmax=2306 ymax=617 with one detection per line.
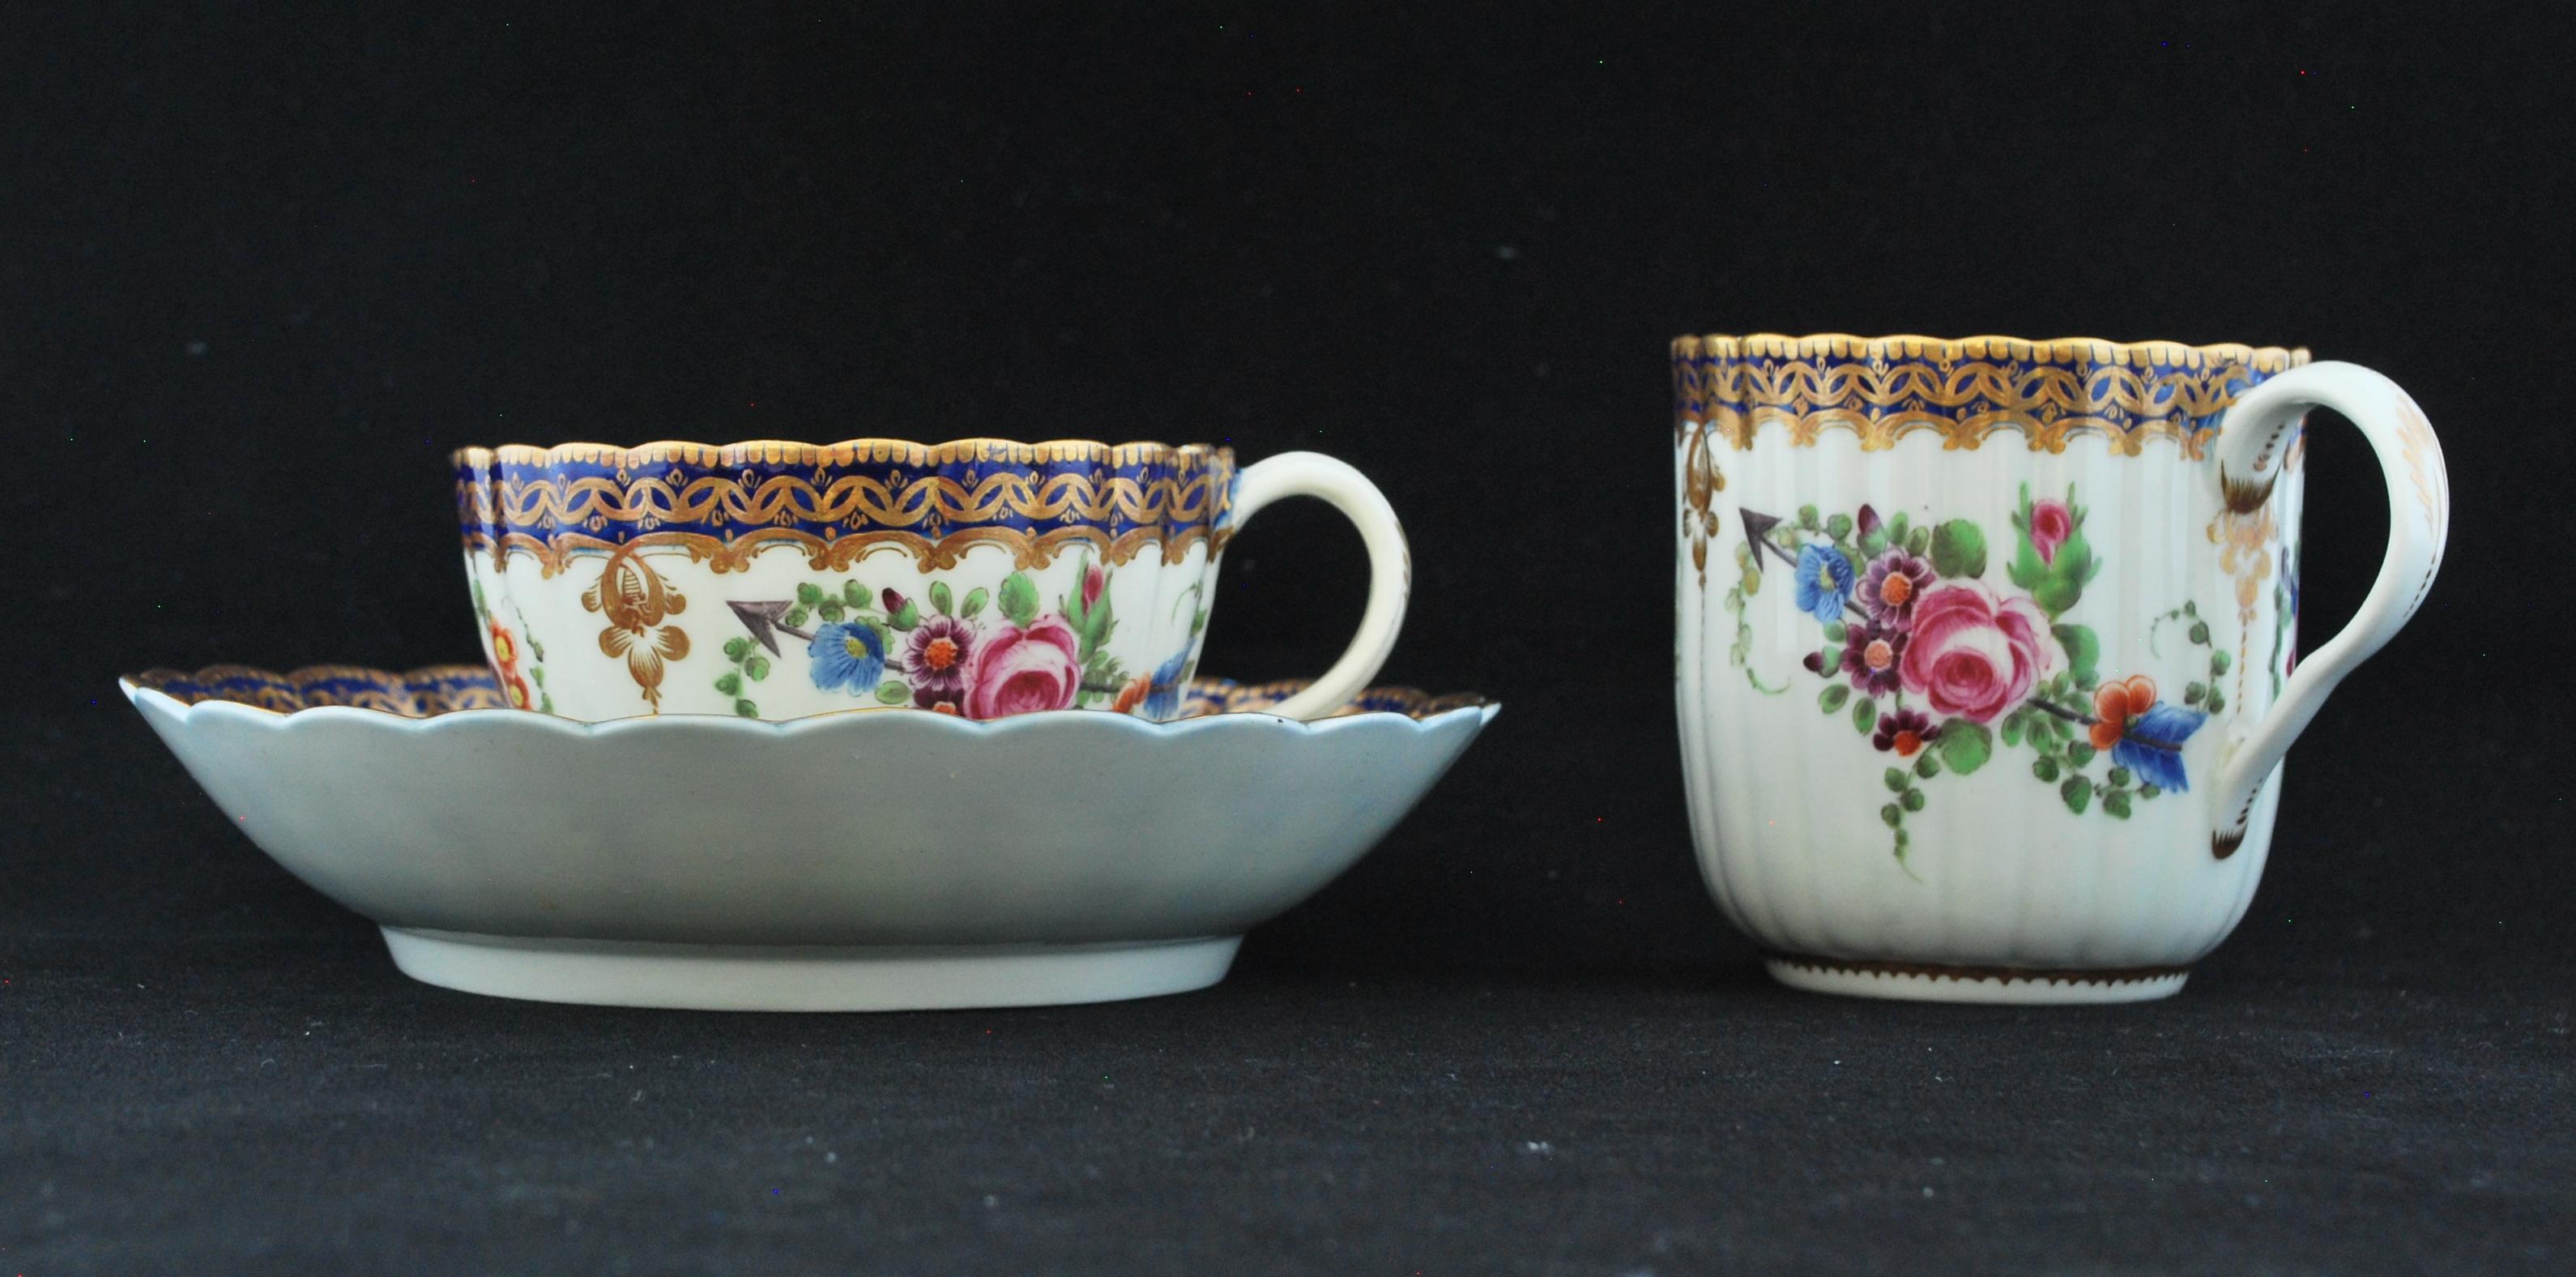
xmin=122 ymin=664 xmax=1495 ymax=1011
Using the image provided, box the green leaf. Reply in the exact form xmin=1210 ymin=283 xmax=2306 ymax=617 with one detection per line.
xmin=962 ymin=587 xmax=989 ymax=618
xmin=744 ymin=656 xmax=770 ymax=681
xmin=889 ymin=601 xmax=921 ymax=631
xmin=2205 ymin=689 xmax=2226 ymax=714
xmin=1930 ymin=519 xmax=1987 ymax=579
xmin=1853 ymin=696 xmax=1878 ymax=734
xmin=1884 ymin=767 xmax=1909 ymax=793
xmin=2061 ymin=776 xmax=2092 ymax=814
xmin=1887 ymin=512 xmax=1910 ymax=543
xmin=1822 ymin=621 xmax=1847 ymax=643
xmin=1819 ymin=646 xmax=1843 ymax=672
xmin=529 ymin=667 xmax=544 ymax=685
xmin=2066 ymin=742 xmax=2096 ymax=767
xmin=1819 ymin=685 xmax=1851 ymax=713
xmin=1904 ymin=526 xmax=1932 ymax=557
xmin=2032 ymin=755 xmax=2060 ymax=783
xmin=2108 ymin=766 xmax=2132 ymax=787
xmin=714 ymin=672 xmax=741 ymax=695
xmin=1900 ymin=788 xmax=1926 ymax=812
xmin=2188 ymin=620 xmax=2211 ymax=646
xmin=2102 ymin=790 xmax=2134 ymax=819
xmin=1915 ymin=754 xmax=1941 ymax=779
xmin=1879 ymin=804 xmax=1902 ymax=829
xmin=929 ymin=581 xmax=953 ymax=616
xmin=2185 ymin=681 xmax=2206 ymax=705
xmin=1798 ymin=504 xmax=1820 ymax=530
xmin=998 ymin=572 xmax=1041 ymax=626
xmin=796 ymin=582 xmax=824 ymax=605
xmin=1824 ymin=513 xmax=1853 ymax=541
xmin=734 ymin=698 xmax=760 ymax=718
xmin=2210 ymin=649 xmax=2232 ymax=675
xmin=1935 ymin=721 xmax=1993 ymax=775
xmin=843 ymin=579 xmax=868 ymax=608
xmin=1742 ymin=566 xmax=1763 ymax=596
xmin=817 ymin=597 xmax=846 ymax=622
xmin=2052 ymin=624 xmax=2100 ymax=688
xmin=723 ymin=635 xmax=750 ymax=661
xmin=874 ymin=681 xmax=911 ymax=704
xmin=2001 ymin=715 xmax=2024 ymax=747
xmin=2183 ymin=600 xmax=2197 ymax=616
xmin=2139 ymin=783 xmax=2163 ymax=800
xmin=1860 ymin=528 xmax=1890 ymax=557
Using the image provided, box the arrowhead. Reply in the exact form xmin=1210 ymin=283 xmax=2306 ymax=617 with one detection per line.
xmin=727 ymin=600 xmax=792 ymax=656
xmin=1739 ymin=507 xmax=1782 ymax=549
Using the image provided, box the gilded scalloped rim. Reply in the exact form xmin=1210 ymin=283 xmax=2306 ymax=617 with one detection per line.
xmin=1674 ymin=332 xmax=2308 ymax=369
xmin=122 ymin=663 xmax=1494 ymax=728
xmin=454 ymin=438 xmax=1227 ymax=469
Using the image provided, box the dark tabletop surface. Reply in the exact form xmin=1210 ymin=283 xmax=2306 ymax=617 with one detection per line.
xmin=10 ymin=2 xmax=2574 ymax=1271
xmin=7 ymin=702 xmax=2572 ymax=1275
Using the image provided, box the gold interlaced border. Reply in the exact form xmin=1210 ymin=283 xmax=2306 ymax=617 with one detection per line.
xmin=1673 ymin=334 xmax=2310 ymax=457
xmin=461 ymin=438 xmax=1214 ymax=469
xmin=457 ymin=439 xmax=1236 ymax=575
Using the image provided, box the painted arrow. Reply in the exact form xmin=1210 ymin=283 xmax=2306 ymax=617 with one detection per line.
xmin=727 ymin=600 xmax=818 ymax=657
xmin=1738 ymin=507 xmax=1802 ymax=574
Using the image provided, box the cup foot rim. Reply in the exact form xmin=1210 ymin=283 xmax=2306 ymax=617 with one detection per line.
xmin=1762 ymin=952 xmax=2191 ymax=1005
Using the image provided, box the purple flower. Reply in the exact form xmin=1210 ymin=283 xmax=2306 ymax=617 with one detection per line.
xmin=1859 ymin=549 xmax=1934 ymax=627
xmin=903 ymin=614 xmax=977 ymax=711
xmin=1839 ymin=619 xmax=1908 ymax=696
xmin=1872 ymin=707 xmax=1937 ymax=757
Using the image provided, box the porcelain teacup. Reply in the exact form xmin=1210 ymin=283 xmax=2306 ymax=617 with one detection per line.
xmin=1673 ymin=334 xmax=2449 ymax=1002
xmin=457 ymin=438 xmax=1408 ymax=722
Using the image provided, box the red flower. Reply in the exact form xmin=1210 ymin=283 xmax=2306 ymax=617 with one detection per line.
xmin=1898 ymin=583 xmax=2051 ymax=724
xmin=2089 ymin=675 xmax=2157 ymax=750
xmin=502 ymin=672 xmax=533 ymax=710
xmin=961 ymin=617 xmax=1082 ymax=719
xmin=2029 ymin=500 xmax=2074 ymax=566
xmin=488 ymin=623 xmax=520 ymax=672
xmin=1082 ymin=562 xmax=1107 ymax=613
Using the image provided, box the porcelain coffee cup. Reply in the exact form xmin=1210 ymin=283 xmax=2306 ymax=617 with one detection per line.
xmin=1673 ymin=334 xmax=2449 ymax=1003
xmin=456 ymin=438 xmax=1408 ymax=722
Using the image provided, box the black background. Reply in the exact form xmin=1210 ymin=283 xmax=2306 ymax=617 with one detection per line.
xmin=7 ymin=3 xmax=2570 ymax=1271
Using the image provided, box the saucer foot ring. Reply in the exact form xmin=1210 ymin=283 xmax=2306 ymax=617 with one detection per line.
xmin=1762 ymin=954 xmax=2191 ymax=1006
xmin=382 ymin=929 xmax=1242 ymax=1011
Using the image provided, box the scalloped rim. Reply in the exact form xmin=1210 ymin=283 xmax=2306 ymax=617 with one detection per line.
xmin=454 ymin=438 xmax=1230 ymax=470
xmin=1674 ymin=332 xmax=2309 ymax=369
xmin=120 ymin=664 xmax=1495 ymax=732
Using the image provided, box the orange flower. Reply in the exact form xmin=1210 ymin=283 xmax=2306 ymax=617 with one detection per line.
xmin=503 ymin=673 xmax=534 ymax=710
xmin=1109 ymin=675 xmax=1154 ymax=715
xmin=488 ymin=623 xmax=519 ymax=671
xmin=2088 ymin=675 xmax=2157 ymax=749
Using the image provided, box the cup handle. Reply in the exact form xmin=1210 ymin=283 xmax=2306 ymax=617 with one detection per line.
xmin=1223 ymin=451 xmax=1411 ymax=720
xmin=2203 ymin=361 xmax=2450 ymax=855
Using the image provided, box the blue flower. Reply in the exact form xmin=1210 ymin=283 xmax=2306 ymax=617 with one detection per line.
xmin=1142 ymin=651 xmax=1190 ymax=720
xmin=808 ymin=621 xmax=887 ymax=694
xmin=2112 ymin=702 xmax=2208 ymax=792
xmin=1793 ymin=544 xmax=1856 ymax=622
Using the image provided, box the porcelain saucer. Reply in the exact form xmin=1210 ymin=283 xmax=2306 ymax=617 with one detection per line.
xmin=123 ymin=664 xmax=1495 ymax=1011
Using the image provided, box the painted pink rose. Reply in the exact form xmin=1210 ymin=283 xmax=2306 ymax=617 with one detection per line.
xmin=1898 ymin=583 xmax=2051 ymax=723
xmin=961 ymin=616 xmax=1082 ymax=720
xmin=1081 ymin=562 xmax=1107 ymax=612
xmin=2028 ymin=500 xmax=2074 ymax=565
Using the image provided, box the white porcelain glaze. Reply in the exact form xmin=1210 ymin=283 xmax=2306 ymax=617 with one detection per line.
xmin=122 ymin=672 xmax=1495 ymax=1010
xmin=1674 ymin=335 xmax=2449 ymax=1003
